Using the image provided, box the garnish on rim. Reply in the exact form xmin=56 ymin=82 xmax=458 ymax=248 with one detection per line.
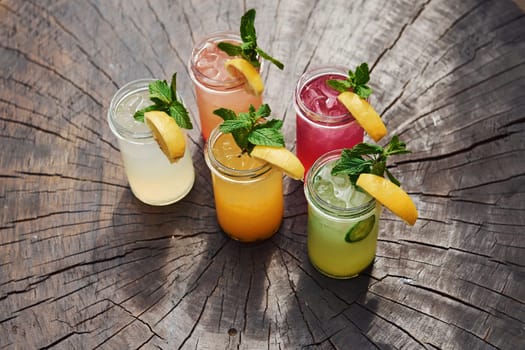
xmin=327 ymin=63 xmax=387 ymax=142
xmin=224 ymin=58 xmax=264 ymax=96
xmin=217 ymin=9 xmax=284 ymax=96
xmin=332 ymin=136 xmax=418 ymax=225
xmin=213 ymin=104 xmax=304 ymax=180
xmin=133 ymin=73 xmax=192 ymax=163
xmin=144 ymin=111 xmax=186 ymax=163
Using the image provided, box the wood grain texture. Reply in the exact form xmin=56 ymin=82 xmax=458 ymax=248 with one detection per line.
xmin=1 ymin=0 xmax=524 ymax=349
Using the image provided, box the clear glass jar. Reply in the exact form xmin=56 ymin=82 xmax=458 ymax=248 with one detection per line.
xmin=204 ymin=126 xmax=283 ymax=242
xmin=294 ymin=66 xmax=364 ymax=173
xmin=304 ymin=150 xmax=381 ymax=278
xmin=108 ymin=79 xmax=195 ymax=205
xmin=188 ymin=31 xmax=263 ymax=141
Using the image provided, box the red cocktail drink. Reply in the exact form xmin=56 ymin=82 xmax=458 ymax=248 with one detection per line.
xmin=294 ymin=66 xmax=364 ymax=173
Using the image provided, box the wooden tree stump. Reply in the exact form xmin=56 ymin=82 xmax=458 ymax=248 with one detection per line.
xmin=1 ymin=0 xmax=524 ymax=348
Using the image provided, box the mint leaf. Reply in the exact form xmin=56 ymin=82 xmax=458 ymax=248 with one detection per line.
xmin=354 ymin=85 xmax=372 ymax=99
xmin=254 ymin=119 xmax=282 ymax=131
xmin=219 ymin=118 xmax=252 ymax=133
xmin=213 ymin=108 xmax=238 ymax=121
xmin=170 ymin=101 xmax=192 ymax=129
xmin=133 ymin=74 xmax=192 ymax=129
xmin=326 ymin=62 xmax=373 ymax=99
xmin=342 ymin=144 xmax=383 ymax=158
xmin=240 ymin=9 xmax=256 ymax=42
xmin=248 ymin=128 xmax=284 ymax=147
xmin=170 ymin=72 xmax=177 ymax=101
xmin=384 ymin=135 xmax=410 ymax=156
xmin=326 ymin=79 xmax=351 ymax=93
xmin=217 ymin=42 xmax=242 ymax=56
xmin=218 ymin=9 xmax=284 ymax=70
xmin=213 ymin=103 xmax=286 ymax=154
xmin=133 ymin=105 xmax=161 ymax=122
xmin=354 ymin=63 xmax=370 ymax=86
xmin=331 ymin=136 xmax=410 ymax=186
xmin=332 ymin=157 xmax=372 ymax=177
xmin=255 ymin=103 xmax=272 ymax=118
xmin=149 ymin=80 xmax=172 ymax=106
xmin=385 ymin=168 xmax=400 ymax=186
xmin=371 ymin=160 xmax=386 ymax=177
xmin=255 ymin=48 xmax=284 ymax=70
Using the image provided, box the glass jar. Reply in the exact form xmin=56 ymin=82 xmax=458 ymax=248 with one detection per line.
xmin=294 ymin=66 xmax=364 ymax=173
xmin=304 ymin=150 xmax=381 ymax=278
xmin=188 ymin=31 xmax=263 ymax=141
xmin=108 ymin=79 xmax=195 ymax=205
xmin=204 ymin=126 xmax=283 ymax=242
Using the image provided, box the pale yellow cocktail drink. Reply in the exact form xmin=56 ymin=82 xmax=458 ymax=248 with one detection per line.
xmin=108 ymin=79 xmax=195 ymax=205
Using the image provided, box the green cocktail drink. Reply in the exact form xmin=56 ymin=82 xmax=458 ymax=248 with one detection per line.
xmin=304 ymin=150 xmax=381 ymax=278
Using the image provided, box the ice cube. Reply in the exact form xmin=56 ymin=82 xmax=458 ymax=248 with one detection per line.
xmin=349 ymin=189 xmax=372 ymax=207
xmin=203 ymin=67 xmax=221 ymax=80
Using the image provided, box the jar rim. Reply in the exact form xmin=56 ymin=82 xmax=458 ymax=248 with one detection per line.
xmin=305 ymin=149 xmax=376 ymax=218
xmin=205 ymin=126 xmax=273 ymax=182
xmin=108 ymin=78 xmax=156 ymax=143
xmin=294 ymin=65 xmax=354 ymax=124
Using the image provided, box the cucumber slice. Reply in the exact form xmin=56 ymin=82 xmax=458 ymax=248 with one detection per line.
xmin=345 ymin=215 xmax=375 ymax=243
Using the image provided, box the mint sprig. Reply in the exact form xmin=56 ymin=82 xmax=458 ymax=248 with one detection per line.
xmin=133 ymin=73 xmax=193 ymax=129
xmin=217 ymin=9 xmax=284 ymax=70
xmin=213 ymin=104 xmax=285 ymax=154
xmin=331 ymin=135 xmax=410 ymax=186
xmin=326 ymin=62 xmax=373 ymax=99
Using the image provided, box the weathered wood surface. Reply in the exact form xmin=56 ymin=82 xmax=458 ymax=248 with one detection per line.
xmin=1 ymin=0 xmax=524 ymax=349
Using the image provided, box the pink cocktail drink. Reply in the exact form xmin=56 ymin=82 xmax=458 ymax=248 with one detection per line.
xmin=294 ymin=66 xmax=364 ymax=173
xmin=189 ymin=32 xmax=263 ymax=140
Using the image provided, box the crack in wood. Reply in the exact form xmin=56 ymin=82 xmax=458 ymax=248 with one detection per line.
xmin=395 ymin=130 xmax=518 ymax=166
xmin=380 ymin=78 xmax=411 ymax=119
xmin=104 ymin=298 xmax=165 ymax=340
xmin=15 ymin=170 xmax=129 ymax=189
xmin=449 ymin=172 xmax=525 ymax=194
xmin=301 ymin=326 xmax=349 ymax=349
xmin=0 ymin=43 xmax=102 ymax=107
xmin=0 ymin=238 xmax=27 ymax=247
xmin=147 ymin=2 xmax=187 ymax=78
xmin=1 ymin=115 xmax=72 ymax=143
xmin=153 ymin=240 xmax=228 ymax=327
xmin=276 ymin=247 xmax=317 ymax=344
xmin=84 ymin=1 xmax=152 ymax=80
xmin=38 ymin=330 xmax=91 ymax=350
xmin=370 ymin=0 xmax=431 ymax=74
xmin=361 ymin=291 xmax=440 ymax=349
xmin=438 ymin=0 xmax=492 ymax=41
xmin=177 ymin=268 xmax=222 ymax=349
xmin=242 ymin=255 xmax=255 ymax=333
xmin=9 ymin=208 xmax=99 ymax=225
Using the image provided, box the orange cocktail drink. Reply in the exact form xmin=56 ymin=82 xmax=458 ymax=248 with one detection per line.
xmin=188 ymin=32 xmax=263 ymax=140
xmin=205 ymin=127 xmax=283 ymax=242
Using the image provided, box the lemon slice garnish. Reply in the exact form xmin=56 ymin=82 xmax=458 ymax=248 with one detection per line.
xmin=250 ymin=145 xmax=305 ymax=180
xmin=337 ymin=91 xmax=387 ymax=142
xmin=224 ymin=58 xmax=264 ymax=96
xmin=144 ymin=111 xmax=186 ymax=163
xmin=356 ymin=173 xmax=418 ymax=225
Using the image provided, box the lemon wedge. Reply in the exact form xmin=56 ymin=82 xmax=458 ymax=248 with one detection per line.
xmin=251 ymin=145 xmax=305 ymax=180
xmin=144 ymin=111 xmax=186 ymax=163
xmin=356 ymin=173 xmax=418 ymax=225
xmin=224 ymin=58 xmax=264 ymax=96
xmin=337 ymin=91 xmax=387 ymax=142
